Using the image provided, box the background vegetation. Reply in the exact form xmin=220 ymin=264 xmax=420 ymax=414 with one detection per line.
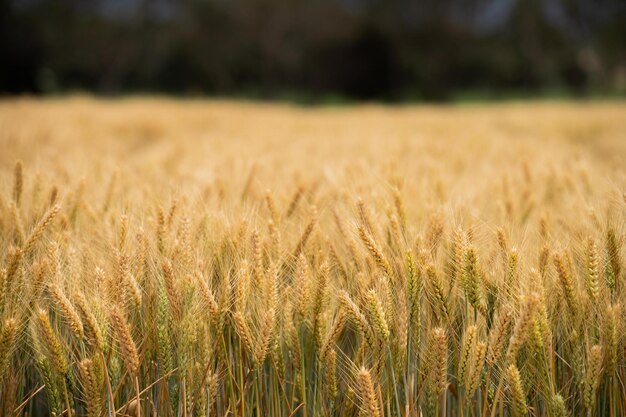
xmin=1 ymin=0 xmax=625 ymax=100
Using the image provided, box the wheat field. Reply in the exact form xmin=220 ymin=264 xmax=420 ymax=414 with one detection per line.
xmin=1 ymin=98 xmax=626 ymax=417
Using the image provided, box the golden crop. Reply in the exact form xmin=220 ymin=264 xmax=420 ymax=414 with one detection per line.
xmin=1 ymin=98 xmax=625 ymax=416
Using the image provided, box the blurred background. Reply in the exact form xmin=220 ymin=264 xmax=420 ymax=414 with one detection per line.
xmin=1 ymin=0 xmax=625 ymax=101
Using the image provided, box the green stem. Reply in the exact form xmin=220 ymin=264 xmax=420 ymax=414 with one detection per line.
xmin=387 ymin=346 xmax=402 ymax=417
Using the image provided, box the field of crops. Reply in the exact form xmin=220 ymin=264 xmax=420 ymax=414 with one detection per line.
xmin=1 ymin=98 xmax=625 ymax=417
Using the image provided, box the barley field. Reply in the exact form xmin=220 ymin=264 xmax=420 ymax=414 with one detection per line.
xmin=1 ymin=98 xmax=626 ymax=417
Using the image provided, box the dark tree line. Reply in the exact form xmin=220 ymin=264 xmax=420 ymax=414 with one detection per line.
xmin=1 ymin=0 xmax=624 ymax=100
